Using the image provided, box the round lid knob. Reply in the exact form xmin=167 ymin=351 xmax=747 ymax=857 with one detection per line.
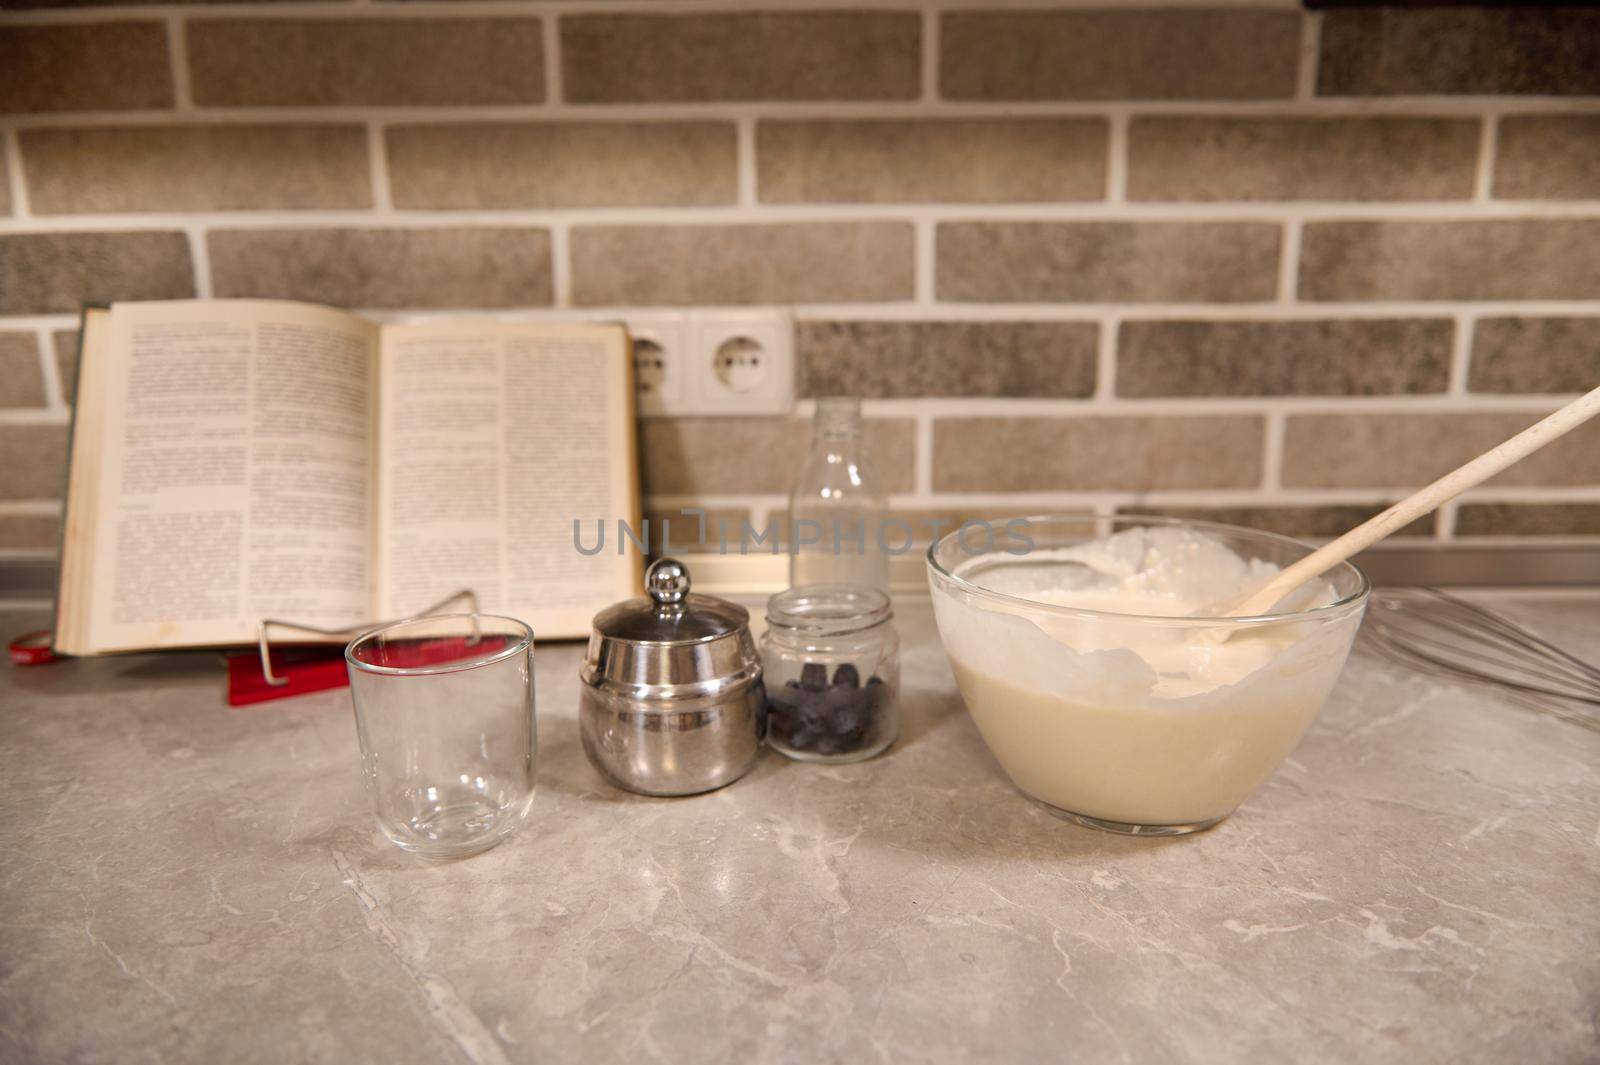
xmin=647 ymin=557 xmax=690 ymax=609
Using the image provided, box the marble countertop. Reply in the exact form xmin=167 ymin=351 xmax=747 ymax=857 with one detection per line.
xmin=2 ymin=594 xmax=1597 ymax=1065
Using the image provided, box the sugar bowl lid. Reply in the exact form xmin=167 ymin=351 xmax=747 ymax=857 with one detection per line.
xmin=584 ymin=558 xmax=758 ymax=694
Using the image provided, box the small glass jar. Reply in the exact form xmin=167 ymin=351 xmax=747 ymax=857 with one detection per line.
xmin=761 ymin=585 xmax=898 ymax=763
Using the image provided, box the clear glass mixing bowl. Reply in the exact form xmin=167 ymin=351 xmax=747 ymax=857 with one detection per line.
xmin=927 ymin=514 xmax=1370 ymax=836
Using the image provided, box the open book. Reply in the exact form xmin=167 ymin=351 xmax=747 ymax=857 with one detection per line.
xmin=55 ymin=299 xmax=642 ymax=655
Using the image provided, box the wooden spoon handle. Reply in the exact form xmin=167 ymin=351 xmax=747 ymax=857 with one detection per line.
xmin=1224 ymin=384 xmax=1600 ymax=617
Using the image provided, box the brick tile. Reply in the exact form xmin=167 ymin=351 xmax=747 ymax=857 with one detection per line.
xmin=188 ymin=18 xmax=544 ymax=106
xmin=562 ymin=13 xmax=920 ymax=103
xmin=1128 ymin=117 xmax=1478 ymax=202
xmin=1300 ymin=221 xmax=1600 ymax=302
xmin=1469 ymin=318 xmax=1600 ymax=394
xmin=932 ymin=415 xmax=1263 ymax=492
xmin=0 ymin=141 xmax=9 ymax=216
xmin=571 ymin=223 xmax=914 ymax=307
xmin=0 ymin=426 xmax=70 ymax=500
xmin=0 ymin=24 xmax=172 ymax=113
xmin=797 ymin=320 xmax=1097 ymax=399
xmin=1282 ymin=412 xmax=1600 ymax=489
xmin=640 ymin=506 xmax=751 ymax=555
xmin=940 ymin=9 xmax=1299 ymax=101
xmin=640 ymin=417 xmax=914 ymax=495
xmin=0 ymin=334 xmax=48 ymax=408
xmin=937 ymin=222 xmax=1279 ymax=303
xmin=1456 ymin=503 xmax=1600 ymax=537
xmin=1494 ymin=116 xmax=1600 ymax=200
xmin=0 ymin=232 xmax=194 ymax=315
xmin=758 ymin=119 xmax=1107 ymax=204
xmin=388 ymin=122 xmax=736 ymax=209
xmin=0 ymin=513 xmax=62 ymax=551
xmin=53 ymin=331 xmax=80 ymax=402
xmin=208 ymin=227 xmax=551 ymax=309
xmin=1117 ymin=319 xmax=1452 ymax=397
xmin=1318 ymin=8 xmax=1600 ymax=96
xmin=21 ymin=125 xmax=371 ymax=213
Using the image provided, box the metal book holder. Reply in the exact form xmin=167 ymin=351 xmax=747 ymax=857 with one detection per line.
xmin=254 ymin=589 xmax=480 ymax=687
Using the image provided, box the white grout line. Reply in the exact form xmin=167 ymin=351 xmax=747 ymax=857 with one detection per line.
xmin=914 ymin=412 xmax=934 ymax=495
xmin=1093 ymin=315 xmax=1116 ymax=401
xmin=1437 ymin=499 xmax=1459 ymax=540
xmin=186 ymin=224 xmax=213 ymax=298
xmin=1295 ymin=11 xmax=1320 ymax=102
xmin=35 ymin=325 xmax=66 ymax=410
xmin=1104 ymin=112 xmax=1129 ymax=203
xmin=736 ymin=116 xmax=757 ymax=207
xmin=1474 ymin=114 xmax=1499 ymax=202
xmin=1447 ymin=311 xmax=1475 ymax=396
xmin=0 ymin=409 xmax=71 ymax=426
xmin=548 ymin=221 xmax=572 ymax=308
xmin=3 ymin=128 xmax=30 ymax=219
xmin=366 ymin=122 xmax=393 ymax=211
xmin=920 ymin=7 xmax=939 ymax=103
xmin=541 ymin=10 xmax=562 ymax=106
xmin=0 ymin=500 xmax=63 ymax=517
xmin=913 ymin=218 xmax=935 ymax=304
xmin=1275 ymin=218 xmax=1302 ymax=303
xmin=1260 ymin=411 xmax=1285 ymax=490
xmin=167 ymin=16 xmax=193 ymax=111
xmin=852 ymin=394 xmax=1575 ymax=418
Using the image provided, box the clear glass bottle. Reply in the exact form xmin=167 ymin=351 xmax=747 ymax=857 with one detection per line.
xmin=788 ymin=397 xmax=889 ymax=591
xmin=761 ymin=585 xmax=899 ymax=763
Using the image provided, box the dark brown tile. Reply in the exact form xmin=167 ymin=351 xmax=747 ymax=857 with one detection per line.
xmin=0 ymin=232 xmax=194 ymax=315
xmin=21 ymin=125 xmax=371 ymax=213
xmin=388 ymin=122 xmax=736 ymax=209
xmin=0 ymin=425 xmax=69 ymax=500
xmin=1300 ymin=221 xmax=1600 ymax=302
xmin=1469 ymin=318 xmax=1600 ymax=394
xmin=1282 ymin=412 xmax=1600 ymax=488
xmin=0 ymin=24 xmax=172 ymax=113
xmin=1128 ymin=117 xmax=1478 ymax=202
xmin=797 ymin=320 xmax=1097 ymax=399
xmin=1494 ymin=116 xmax=1600 ymax=200
xmin=1318 ymin=8 xmax=1600 ymax=96
xmin=1122 ymin=504 xmax=1433 ymax=540
xmin=0 ymin=333 xmax=47 ymax=408
xmin=208 ymin=228 xmax=551 ymax=309
xmin=188 ymin=18 xmax=544 ymax=106
xmin=937 ymin=222 xmax=1280 ymax=303
xmin=639 ymin=506 xmax=751 ymax=555
xmin=640 ymin=417 xmax=914 ymax=495
xmin=562 ymin=13 xmax=920 ymax=103
xmin=758 ymin=119 xmax=1107 ymax=204
xmin=940 ymin=9 xmax=1299 ymax=101
xmin=53 ymin=331 xmax=80 ymax=402
xmin=1455 ymin=503 xmax=1600 ymax=537
xmin=0 ymin=513 xmax=62 ymax=551
xmin=933 ymin=415 xmax=1263 ymax=492
xmin=1117 ymin=319 xmax=1453 ymax=398
xmin=571 ymin=223 xmax=914 ymax=307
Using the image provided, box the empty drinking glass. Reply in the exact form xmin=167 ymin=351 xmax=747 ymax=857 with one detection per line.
xmin=345 ymin=613 xmax=536 ymax=859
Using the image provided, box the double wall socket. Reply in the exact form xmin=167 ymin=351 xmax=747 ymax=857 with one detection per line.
xmin=627 ymin=311 xmax=793 ymax=417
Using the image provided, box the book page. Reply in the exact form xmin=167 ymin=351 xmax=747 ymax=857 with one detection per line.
xmin=82 ymin=300 xmax=378 ymax=652
xmin=376 ymin=321 xmax=640 ymax=639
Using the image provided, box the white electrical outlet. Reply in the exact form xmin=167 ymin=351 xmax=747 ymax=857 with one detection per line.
xmin=623 ymin=314 xmax=689 ymax=417
xmin=687 ymin=310 xmax=794 ymax=416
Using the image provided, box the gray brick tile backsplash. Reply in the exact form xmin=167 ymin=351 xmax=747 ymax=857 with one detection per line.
xmin=561 ymin=13 xmax=921 ymax=103
xmin=0 ymin=514 xmax=62 ymax=551
xmin=188 ymin=19 xmax=545 ymax=106
xmin=1318 ymin=8 xmax=1600 ymax=97
xmin=571 ymin=223 xmax=914 ymax=307
xmin=1117 ymin=319 xmax=1453 ymax=397
xmin=1127 ymin=118 xmax=1479 ymax=202
xmin=1123 ymin=504 xmax=1434 ymax=540
xmin=1282 ymin=413 xmax=1600 ymax=489
xmin=1494 ymin=117 xmax=1600 ymax=201
xmin=0 ymin=232 xmax=195 ymax=315
xmin=0 ymin=333 xmax=48 ymax=409
xmin=0 ymin=24 xmax=173 ymax=114
xmin=758 ymin=119 xmax=1108 ymax=204
xmin=1469 ymin=318 xmax=1600 ymax=395
xmin=0 ymin=426 xmax=70 ymax=500
xmin=797 ymin=321 xmax=1098 ymax=399
xmin=641 ymin=417 xmax=915 ymax=496
xmin=21 ymin=126 xmax=373 ymax=214
xmin=933 ymin=416 xmax=1263 ymax=492
xmin=1299 ymin=221 xmax=1600 ymax=302
xmin=388 ymin=123 xmax=737 ymax=210
xmin=940 ymin=9 xmax=1299 ymax=101
xmin=208 ymin=228 xmax=552 ymax=309
xmin=937 ymin=222 xmax=1280 ymax=303
xmin=1456 ymin=504 xmax=1600 ymax=538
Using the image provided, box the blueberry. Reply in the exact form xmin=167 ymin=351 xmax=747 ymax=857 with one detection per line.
xmin=832 ymin=663 xmax=860 ymax=689
xmin=800 ymin=662 xmax=828 ymax=692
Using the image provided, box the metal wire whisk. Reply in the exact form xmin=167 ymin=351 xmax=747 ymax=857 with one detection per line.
xmin=1363 ymin=587 xmax=1600 ymax=732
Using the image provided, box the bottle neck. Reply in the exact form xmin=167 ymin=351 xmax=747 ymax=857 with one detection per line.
xmin=812 ymin=398 xmax=863 ymax=444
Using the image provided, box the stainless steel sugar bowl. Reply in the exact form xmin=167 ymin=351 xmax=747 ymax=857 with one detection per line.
xmin=579 ymin=558 xmax=766 ymax=796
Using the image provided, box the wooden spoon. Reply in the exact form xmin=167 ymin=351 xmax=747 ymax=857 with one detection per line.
xmin=1216 ymin=384 xmax=1600 ymax=619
